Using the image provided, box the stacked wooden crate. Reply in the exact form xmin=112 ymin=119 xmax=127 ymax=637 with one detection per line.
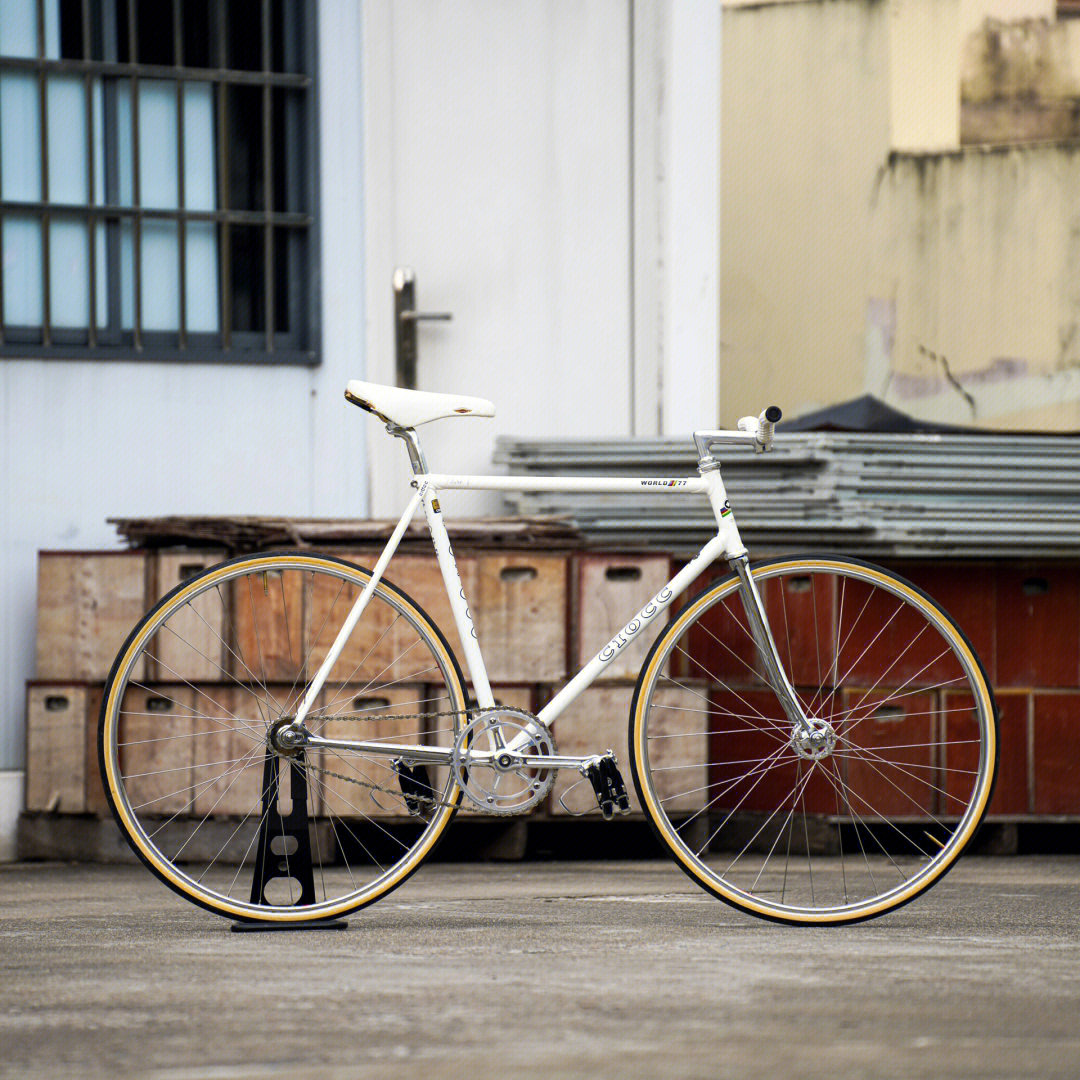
xmin=549 ymin=553 xmax=708 ymax=818
xmin=23 ymin=541 xmax=708 ymax=846
xmin=26 ymin=539 xmax=1080 ymax=858
xmin=891 ymin=562 xmax=1080 ymax=819
xmin=27 ymin=549 xmax=225 ymax=818
xmin=675 ymin=558 xmax=1080 ymax=828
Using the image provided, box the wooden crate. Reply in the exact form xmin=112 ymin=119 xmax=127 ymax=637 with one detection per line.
xmin=26 ymin=684 xmax=90 ymax=813
xmin=302 ymin=552 xmax=478 ymax=688
xmin=90 ymin=680 xmax=273 ymax=820
xmin=36 ymin=552 xmax=149 ymax=681
xmin=315 ymin=684 xmax=432 ymax=820
xmin=706 ymin=687 xmax=834 ymax=816
xmin=384 ymin=553 xmax=479 ymax=672
xmin=230 ymin=567 xmax=305 ymax=682
xmin=996 ymin=568 xmax=1080 ymax=689
xmin=84 ymin=683 xmax=108 ymax=815
xmin=548 ymin=682 xmax=707 ymax=816
xmin=187 ymin=683 xmax=294 ymax=819
xmin=150 ymin=551 xmax=227 ymax=682
xmin=840 ymin=688 xmax=936 ymax=818
xmin=115 ymin=684 xmax=199 ymax=817
xmin=942 ymin=689 xmax=1028 ymax=817
xmin=475 ymin=554 xmax=568 ymax=682
xmin=674 ymin=574 xmax=763 ymax=688
xmin=573 ymin=554 xmax=672 ymax=680
xmin=761 ymin=572 xmax=837 ymax=690
xmin=1032 ymin=691 xmax=1080 ymax=814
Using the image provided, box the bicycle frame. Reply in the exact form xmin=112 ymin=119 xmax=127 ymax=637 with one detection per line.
xmin=293 ymin=424 xmax=813 ymax=769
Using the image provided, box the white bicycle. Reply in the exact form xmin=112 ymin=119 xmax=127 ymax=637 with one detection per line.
xmin=99 ymin=380 xmax=997 ymax=926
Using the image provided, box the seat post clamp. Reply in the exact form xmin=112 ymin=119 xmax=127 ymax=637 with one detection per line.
xmin=387 ymin=424 xmax=429 ymax=475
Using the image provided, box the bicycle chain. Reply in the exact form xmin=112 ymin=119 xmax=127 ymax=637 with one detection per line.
xmin=301 ymin=707 xmax=471 ymax=812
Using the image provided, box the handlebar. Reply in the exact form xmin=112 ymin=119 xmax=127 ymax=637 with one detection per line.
xmin=738 ymin=406 xmax=783 ymax=451
xmin=693 ymin=405 xmax=783 ymax=461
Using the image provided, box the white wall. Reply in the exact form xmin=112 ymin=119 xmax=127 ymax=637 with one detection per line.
xmin=0 ymin=0 xmax=367 ymax=774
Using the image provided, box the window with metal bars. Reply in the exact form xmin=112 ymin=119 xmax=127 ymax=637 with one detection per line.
xmin=0 ymin=0 xmax=317 ymax=362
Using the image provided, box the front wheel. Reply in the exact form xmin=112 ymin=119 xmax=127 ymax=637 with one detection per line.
xmin=99 ymin=551 xmax=468 ymax=922
xmin=629 ymin=556 xmax=997 ymax=925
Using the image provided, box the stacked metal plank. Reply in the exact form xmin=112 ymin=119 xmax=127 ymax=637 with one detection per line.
xmin=494 ymin=432 xmax=1080 ymax=557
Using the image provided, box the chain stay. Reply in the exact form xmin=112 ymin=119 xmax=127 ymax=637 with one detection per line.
xmin=302 ymin=706 xmax=470 ymax=812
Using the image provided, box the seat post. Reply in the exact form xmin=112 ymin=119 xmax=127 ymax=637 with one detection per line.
xmin=387 ymin=424 xmax=429 ymax=475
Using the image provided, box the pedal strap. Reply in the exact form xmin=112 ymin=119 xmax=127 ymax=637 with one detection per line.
xmin=583 ymin=754 xmax=633 ymax=820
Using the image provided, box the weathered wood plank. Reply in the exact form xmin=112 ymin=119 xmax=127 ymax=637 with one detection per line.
xmin=26 ymin=685 xmax=88 ymax=813
xmin=475 ymin=555 xmax=568 ymax=682
xmin=548 ymin=682 xmax=707 ymax=816
xmin=36 ymin=553 xmax=149 ymax=681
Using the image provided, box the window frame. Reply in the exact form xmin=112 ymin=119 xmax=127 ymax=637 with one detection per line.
xmin=0 ymin=0 xmax=320 ymax=365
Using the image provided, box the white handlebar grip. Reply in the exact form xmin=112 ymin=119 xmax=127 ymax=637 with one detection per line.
xmin=758 ymin=405 xmax=783 ymax=450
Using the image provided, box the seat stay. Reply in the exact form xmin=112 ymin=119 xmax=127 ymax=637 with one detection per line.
xmin=292 ymin=488 xmax=423 ymax=727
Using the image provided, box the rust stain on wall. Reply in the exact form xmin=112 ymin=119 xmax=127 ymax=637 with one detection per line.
xmin=962 ymin=18 xmax=1080 ymax=143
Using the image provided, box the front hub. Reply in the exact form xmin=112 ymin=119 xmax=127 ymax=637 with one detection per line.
xmin=790 ymin=717 xmax=837 ymax=761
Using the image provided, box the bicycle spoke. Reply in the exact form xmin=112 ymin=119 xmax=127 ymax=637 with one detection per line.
xmin=103 ymin=555 xmax=465 ymax=921
xmin=633 ymin=558 xmax=995 ymax=922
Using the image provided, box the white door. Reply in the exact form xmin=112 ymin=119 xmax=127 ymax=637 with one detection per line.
xmin=362 ymin=0 xmax=633 ymax=515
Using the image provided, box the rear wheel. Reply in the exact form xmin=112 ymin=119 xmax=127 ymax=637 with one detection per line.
xmin=629 ymin=556 xmax=997 ymax=925
xmin=99 ymin=551 xmax=467 ymax=922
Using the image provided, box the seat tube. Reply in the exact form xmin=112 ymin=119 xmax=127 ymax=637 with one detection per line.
xmin=418 ymin=479 xmax=496 ymax=711
xmin=388 ymin=425 xmax=496 ymax=712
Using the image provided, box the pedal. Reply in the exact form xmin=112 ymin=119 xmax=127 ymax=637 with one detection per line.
xmin=583 ymin=753 xmax=632 ymax=820
xmin=394 ymin=759 xmax=435 ymax=816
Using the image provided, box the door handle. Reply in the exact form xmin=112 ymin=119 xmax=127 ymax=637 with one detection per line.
xmin=394 ymin=267 xmax=452 ymax=390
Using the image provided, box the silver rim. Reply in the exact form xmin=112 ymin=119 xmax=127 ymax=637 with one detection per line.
xmin=634 ymin=559 xmax=996 ymax=922
xmin=102 ymin=555 xmax=465 ymax=919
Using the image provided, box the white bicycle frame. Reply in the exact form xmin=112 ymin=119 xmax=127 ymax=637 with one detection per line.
xmin=292 ymin=416 xmax=811 ymax=771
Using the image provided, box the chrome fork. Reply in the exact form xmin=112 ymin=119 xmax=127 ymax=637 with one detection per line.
xmin=728 ymin=553 xmax=815 ymax=738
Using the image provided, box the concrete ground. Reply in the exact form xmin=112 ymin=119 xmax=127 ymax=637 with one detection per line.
xmin=1 ymin=855 xmax=1078 ymax=1080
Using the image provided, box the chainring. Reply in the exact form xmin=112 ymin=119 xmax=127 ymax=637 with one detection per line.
xmin=450 ymin=707 xmax=557 ymax=815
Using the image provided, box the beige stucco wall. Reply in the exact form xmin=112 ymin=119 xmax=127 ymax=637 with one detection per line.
xmin=870 ymin=145 xmax=1080 ymax=428
xmin=720 ymin=0 xmax=1080 ymax=429
xmin=720 ymin=0 xmax=891 ymax=421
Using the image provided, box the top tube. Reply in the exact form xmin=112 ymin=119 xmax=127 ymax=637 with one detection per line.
xmin=420 ymin=474 xmax=710 ymax=494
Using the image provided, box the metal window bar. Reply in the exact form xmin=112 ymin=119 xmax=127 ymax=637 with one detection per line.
xmin=0 ymin=200 xmax=309 ymax=226
xmin=0 ymin=0 xmax=314 ymax=359
xmin=37 ymin=0 xmax=51 ymax=347
xmin=0 ymin=29 xmax=5 ymax=345
xmin=128 ymin=0 xmax=141 ymax=350
xmin=174 ymin=0 xmax=186 ymax=349
xmin=0 ymin=54 xmax=310 ymax=89
xmin=84 ymin=0 xmax=96 ymax=347
xmin=216 ymin=0 xmax=231 ymax=352
xmin=102 ymin=0 xmax=122 ymax=342
xmin=262 ymin=0 xmax=274 ymax=353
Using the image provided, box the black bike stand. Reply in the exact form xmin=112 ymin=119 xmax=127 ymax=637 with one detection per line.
xmin=230 ymin=751 xmax=348 ymax=933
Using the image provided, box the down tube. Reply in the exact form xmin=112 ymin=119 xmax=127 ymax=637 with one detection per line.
xmin=537 ymin=533 xmax=729 ymax=727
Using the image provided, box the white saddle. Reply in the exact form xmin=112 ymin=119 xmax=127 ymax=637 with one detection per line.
xmin=344 ymin=380 xmax=495 ymax=428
